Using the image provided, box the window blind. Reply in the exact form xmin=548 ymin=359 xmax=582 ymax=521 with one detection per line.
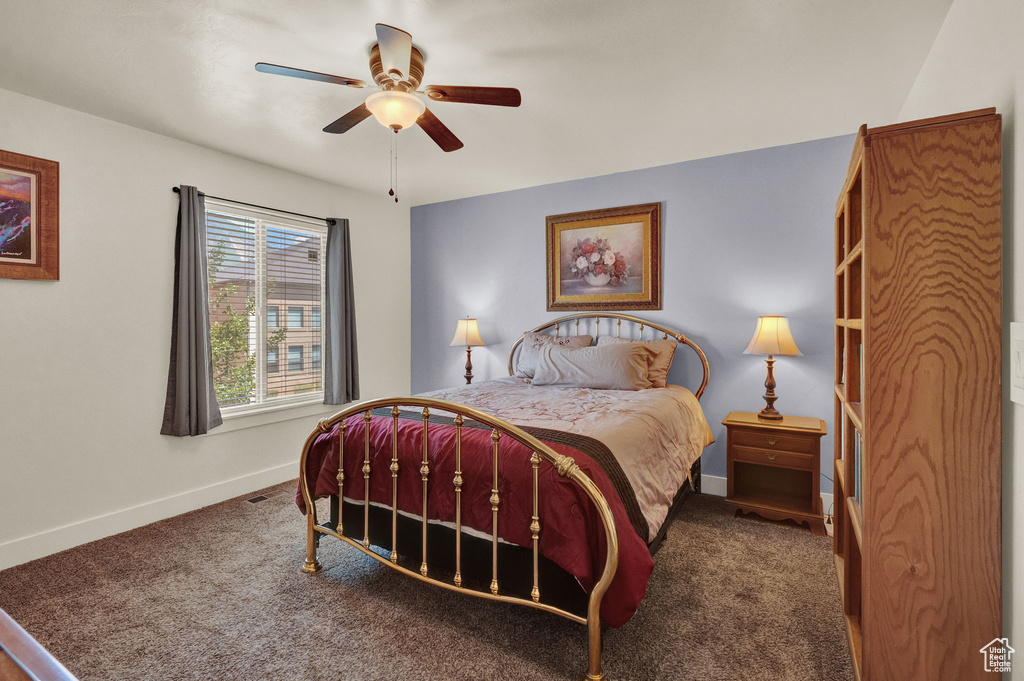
xmin=205 ymin=201 xmax=327 ymax=412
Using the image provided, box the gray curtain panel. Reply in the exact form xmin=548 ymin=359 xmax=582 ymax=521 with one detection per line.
xmin=160 ymin=185 xmax=223 ymax=436
xmin=323 ymin=218 xmax=359 ymax=404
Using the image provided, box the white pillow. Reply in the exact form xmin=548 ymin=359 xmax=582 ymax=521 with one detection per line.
xmin=515 ymin=332 xmax=593 ymax=378
xmin=597 ymin=336 xmax=678 ymax=388
xmin=531 ymin=343 xmax=655 ymax=390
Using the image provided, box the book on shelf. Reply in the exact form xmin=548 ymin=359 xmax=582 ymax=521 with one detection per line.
xmin=836 ymin=417 xmax=844 ymax=486
xmin=859 ymin=345 xmax=864 ymax=399
xmin=854 ymin=429 xmax=863 ymax=503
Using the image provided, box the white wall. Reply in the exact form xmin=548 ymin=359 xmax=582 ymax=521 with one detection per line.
xmin=0 ymin=88 xmax=410 ymax=570
xmin=896 ymin=0 xmax=1024 ymax=664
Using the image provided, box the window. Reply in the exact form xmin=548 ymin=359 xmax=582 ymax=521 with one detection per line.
xmin=288 ymin=345 xmax=304 ymax=372
xmin=312 ymin=344 xmax=321 ymax=371
xmin=206 ymin=201 xmax=326 ymax=412
xmin=312 ymin=306 xmax=321 ymax=328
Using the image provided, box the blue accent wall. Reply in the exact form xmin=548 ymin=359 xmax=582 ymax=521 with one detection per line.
xmin=411 ymin=134 xmax=856 ymax=494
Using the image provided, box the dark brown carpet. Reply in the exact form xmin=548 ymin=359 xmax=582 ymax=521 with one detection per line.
xmin=0 ymin=484 xmax=852 ymax=680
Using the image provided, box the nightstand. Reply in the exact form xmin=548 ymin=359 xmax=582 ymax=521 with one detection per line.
xmin=722 ymin=411 xmax=826 ymax=535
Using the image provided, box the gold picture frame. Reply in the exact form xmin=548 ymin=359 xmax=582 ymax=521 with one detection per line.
xmin=546 ymin=203 xmax=661 ymax=311
xmin=0 ymin=149 xmax=59 ymax=281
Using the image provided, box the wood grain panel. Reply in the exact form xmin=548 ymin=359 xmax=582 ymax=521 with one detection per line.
xmin=862 ymin=115 xmax=1001 ymax=681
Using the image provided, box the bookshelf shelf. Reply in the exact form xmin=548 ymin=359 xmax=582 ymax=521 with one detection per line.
xmin=846 ymin=496 xmax=863 ymax=547
xmin=844 ymin=402 xmax=864 ymax=432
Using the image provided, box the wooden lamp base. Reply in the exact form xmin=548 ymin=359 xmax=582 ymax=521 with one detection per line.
xmin=758 ymin=355 xmax=784 ymax=421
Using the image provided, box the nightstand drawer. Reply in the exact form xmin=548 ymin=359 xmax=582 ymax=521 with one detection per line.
xmin=732 ymin=445 xmax=814 ymax=471
xmin=731 ymin=429 xmax=815 ymax=454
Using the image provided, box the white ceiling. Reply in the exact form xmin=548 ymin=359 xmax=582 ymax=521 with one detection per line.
xmin=1 ymin=0 xmax=952 ymax=206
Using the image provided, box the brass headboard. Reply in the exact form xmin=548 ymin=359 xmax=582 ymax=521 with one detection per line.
xmin=507 ymin=313 xmax=710 ymax=399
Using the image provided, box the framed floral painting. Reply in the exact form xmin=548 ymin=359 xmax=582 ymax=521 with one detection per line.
xmin=546 ymin=203 xmax=661 ymax=311
xmin=0 ymin=149 xmax=59 ymax=281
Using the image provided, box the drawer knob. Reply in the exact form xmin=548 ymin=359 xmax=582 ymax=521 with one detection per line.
xmin=766 ymin=438 xmax=778 ymax=446
xmin=764 ymin=452 xmax=778 ymax=461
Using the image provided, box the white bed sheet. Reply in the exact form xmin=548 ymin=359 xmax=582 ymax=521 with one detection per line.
xmin=417 ymin=377 xmax=715 ymax=542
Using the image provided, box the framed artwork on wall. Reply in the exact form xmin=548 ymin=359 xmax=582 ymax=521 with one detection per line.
xmin=0 ymin=149 xmax=59 ymax=281
xmin=546 ymin=202 xmax=661 ymax=311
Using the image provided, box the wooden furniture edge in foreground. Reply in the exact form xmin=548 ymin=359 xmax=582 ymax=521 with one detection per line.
xmin=0 ymin=609 xmax=79 ymax=681
xmin=722 ymin=411 xmax=827 ymax=536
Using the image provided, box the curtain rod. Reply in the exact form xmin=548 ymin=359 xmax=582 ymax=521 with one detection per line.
xmin=171 ymin=187 xmax=336 ymax=226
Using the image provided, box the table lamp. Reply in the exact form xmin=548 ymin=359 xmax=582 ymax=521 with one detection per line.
xmin=450 ymin=317 xmax=486 ymax=384
xmin=744 ymin=315 xmax=802 ymax=421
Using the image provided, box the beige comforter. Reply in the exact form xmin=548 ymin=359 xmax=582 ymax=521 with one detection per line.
xmin=417 ymin=377 xmax=715 ymax=542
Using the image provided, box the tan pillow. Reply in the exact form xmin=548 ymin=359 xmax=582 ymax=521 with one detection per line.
xmin=515 ymin=333 xmax=593 ymax=378
xmin=531 ymin=343 xmax=654 ymax=390
xmin=597 ymin=336 xmax=678 ymax=388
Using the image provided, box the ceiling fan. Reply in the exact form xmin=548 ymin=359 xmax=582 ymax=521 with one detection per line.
xmin=255 ymin=23 xmax=521 ymax=152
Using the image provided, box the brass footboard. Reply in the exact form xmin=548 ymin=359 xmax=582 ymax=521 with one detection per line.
xmin=298 ymin=397 xmax=620 ymax=681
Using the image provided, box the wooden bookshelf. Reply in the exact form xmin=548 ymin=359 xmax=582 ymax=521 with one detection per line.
xmin=831 ymin=108 xmax=1002 ymax=681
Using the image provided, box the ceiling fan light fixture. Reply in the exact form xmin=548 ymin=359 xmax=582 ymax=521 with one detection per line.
xmin=365 ymin=90 xmax=425 ymax=131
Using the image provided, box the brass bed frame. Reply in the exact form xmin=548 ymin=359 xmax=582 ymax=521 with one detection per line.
xmin=298 ymin=313 xmax=710 ymax=680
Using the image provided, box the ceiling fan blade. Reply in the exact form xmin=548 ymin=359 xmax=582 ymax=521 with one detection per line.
xmin=375 ymin=24 xmax=413 ymax=81
xmin=417 ymin=108 xmax=464 ymax=152
xmin=423 ymin=85 xmax=521 ymax=107
xmin=256 ymin=62 xmax=366 ymax=88
xmin=323 ymin=104 xmax=372 ymax=134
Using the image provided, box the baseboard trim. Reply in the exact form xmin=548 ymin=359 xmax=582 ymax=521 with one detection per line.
xmin=0 ymin=463 xmax=295 ymax=571
xmin=701 ymin=474 xmax=833 ymax=517
xmin=701 ymin=473 xmax=728 ymax=497
xmin=2 ymin=469 xmax=837 ymax=571
xmin=704 ymin=473 xmax=729 ymax=493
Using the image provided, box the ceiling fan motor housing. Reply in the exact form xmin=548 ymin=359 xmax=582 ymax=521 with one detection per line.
xmin=370 ymin=44 xmax=425 ymax=92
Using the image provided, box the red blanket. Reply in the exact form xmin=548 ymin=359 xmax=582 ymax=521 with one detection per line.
xmin=297 ymin=414 xmax=655 ymax=627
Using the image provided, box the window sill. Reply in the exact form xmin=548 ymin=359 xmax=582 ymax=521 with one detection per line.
xmin=210 ymin=399 xmax=341 ymax=435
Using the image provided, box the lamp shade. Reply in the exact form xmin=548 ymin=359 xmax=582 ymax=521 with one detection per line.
xmin=450 ymin=318 xmax=485 ymax=347
xmin=743 ymin=316 xmax=802 ymax=356
xmin=365 ymin=90 xmax=426 ymax=131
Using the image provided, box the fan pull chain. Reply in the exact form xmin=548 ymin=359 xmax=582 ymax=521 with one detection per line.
xmin=388 ymin=129 xmax=399 ymax=203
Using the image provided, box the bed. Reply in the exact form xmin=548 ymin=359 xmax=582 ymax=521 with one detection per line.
xmin=297 ymin=313 xmax=713 ymax=680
